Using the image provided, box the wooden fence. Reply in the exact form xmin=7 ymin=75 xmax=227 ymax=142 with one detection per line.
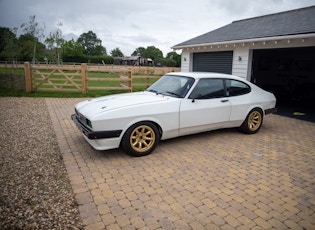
xmin=23 ymin=62 xmax=180 ymax=94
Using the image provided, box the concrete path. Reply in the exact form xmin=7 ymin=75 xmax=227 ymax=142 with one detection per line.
xmin=46 ymin=98 xmax=315 ymax=230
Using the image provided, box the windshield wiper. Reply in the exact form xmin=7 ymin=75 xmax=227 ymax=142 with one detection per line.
xmin=146 ymin=89 xmax=159 ymax=95
xmin=166 ymin=91 xmax=180 ymax=97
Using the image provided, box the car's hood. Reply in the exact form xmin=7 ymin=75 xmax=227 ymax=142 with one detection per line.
xmin=76 ymin=91 xmax=171 ymax=118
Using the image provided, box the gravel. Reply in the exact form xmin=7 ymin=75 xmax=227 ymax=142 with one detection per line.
xmin=0 ymin=97 xmax=84 ymax=229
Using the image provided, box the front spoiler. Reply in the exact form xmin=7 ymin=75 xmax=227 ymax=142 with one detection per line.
xmin=71 ymin=114 xmax=122 ymax=139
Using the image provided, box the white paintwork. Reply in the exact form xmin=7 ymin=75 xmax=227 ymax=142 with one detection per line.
xmin=73 ymin=72 xmax=276 ymax=151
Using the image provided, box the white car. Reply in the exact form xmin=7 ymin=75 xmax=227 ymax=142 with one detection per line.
xmin=72 ymin=72 xmax=277 ymax=157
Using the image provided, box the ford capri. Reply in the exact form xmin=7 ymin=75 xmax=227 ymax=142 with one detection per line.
xmin=71 ymin=72 xmax=277 ymax=157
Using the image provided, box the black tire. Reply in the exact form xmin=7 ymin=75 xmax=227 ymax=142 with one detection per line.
xmin=122 ymin=121 xmax=160 ymax=157
xmin=240 ymin=108 xmax=263 ymax=134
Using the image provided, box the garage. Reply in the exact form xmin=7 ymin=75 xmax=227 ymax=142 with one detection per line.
xmin=251 ymin=47 xmax=315 ymax=122
xmin=173 ymin=6 xmax=315 ymax=122
xmin=193 ymin=51 xmax=233 ymax=74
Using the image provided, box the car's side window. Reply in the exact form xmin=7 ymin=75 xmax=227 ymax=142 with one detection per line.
xmin=226 ymin=79 xmax=251 ymax=96
xmin=189 ymin=79 xmax=225 ymax=99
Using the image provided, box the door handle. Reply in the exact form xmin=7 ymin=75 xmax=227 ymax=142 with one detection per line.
xmin=221 ymin=99 xmax=229 ymax=103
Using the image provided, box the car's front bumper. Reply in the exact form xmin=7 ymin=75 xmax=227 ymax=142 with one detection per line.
xmin=71 ymin=114 xmax=122 ymax=139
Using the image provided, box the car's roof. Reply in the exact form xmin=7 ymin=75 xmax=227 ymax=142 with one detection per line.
xmin=166 ymin=72 xmax=246 ymax=81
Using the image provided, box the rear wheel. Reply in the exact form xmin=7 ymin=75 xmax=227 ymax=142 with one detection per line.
xmin=122 ymin=121 xmax=160 ymax=157
xmin=240 ymin=108 xmax=263 ymax=134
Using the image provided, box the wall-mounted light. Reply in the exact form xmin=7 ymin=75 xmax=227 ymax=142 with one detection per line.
xmin=238 ymin=56 xmax=242 ymax=61
xmin=184 ymin=57 xmax=187 ymax=61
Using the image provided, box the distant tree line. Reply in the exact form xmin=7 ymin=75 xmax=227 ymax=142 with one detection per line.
xmin=0 ymin=15 xmax=181 ymax=67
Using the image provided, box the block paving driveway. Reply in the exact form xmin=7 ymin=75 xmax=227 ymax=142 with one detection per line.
xmin=46 ymin=98 xmax=315 ymax=230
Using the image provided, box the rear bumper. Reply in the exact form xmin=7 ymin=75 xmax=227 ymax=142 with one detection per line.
xmin=71 ymin=114 xmax=122 ymax=139
xmin=265 ymin=107 xmax=278 ymax=115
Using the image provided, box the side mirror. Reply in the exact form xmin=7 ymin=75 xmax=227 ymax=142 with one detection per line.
xmin=190 ymin=93 xmax=202 ymax=103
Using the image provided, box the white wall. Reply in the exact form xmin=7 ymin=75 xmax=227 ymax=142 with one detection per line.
xmin=232 ymin=48 xmax=250 ymax=79
xmin=179 ymin=36 xmax=315 ymax=81
xmin=180 ymin=51 xmax=191 ymax=72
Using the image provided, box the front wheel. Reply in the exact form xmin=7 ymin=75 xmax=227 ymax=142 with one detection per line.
xmin=122 ymin=121 xmax=160 ymax=157
xmin=240 ymin=108 xmax=263 ymax=134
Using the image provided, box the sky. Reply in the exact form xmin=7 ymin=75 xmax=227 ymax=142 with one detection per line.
xmin=0 ymin=0 xmax=314 ymax=56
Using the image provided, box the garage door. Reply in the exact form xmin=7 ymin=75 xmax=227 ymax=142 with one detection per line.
xmin=193 ymin=51 xmax=233 ymax=74
xmin=252 ymin=47 xmax=315 ymax=104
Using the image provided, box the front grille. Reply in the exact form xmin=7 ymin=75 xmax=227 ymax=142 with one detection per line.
xmin=75 ymin=109 xmax=89 ymax=127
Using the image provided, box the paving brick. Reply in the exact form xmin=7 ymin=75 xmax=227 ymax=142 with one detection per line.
xmin=209 ymin=214 xmax=226 ymax=226
xmin=115 ymin=215 xmax=130 ymax=228
xmin=268 ymin=218 xmax=288 ymax=229
xmin=45 ymin=98 xmax=315 ymax=229
xmin=224 ymin=215 xmax=242 ymax=228
xmin=85 ymin=222 xmax=105 ymax=230
xmin=144 ymin=217 xmax=160 ymax=229
xmin=110 ymin=205 xmax=124 ymax=217
xmin=97 ymin=204 xmax=110 ymax=215
xmin=254 ymin=208 xmax=271 ymax=220
xmin=284 ymin=219 xmax=302 ymax=229
xmin=130 ymin=216 xmax=145 ymax=229
xmin=237 ymin=215 xmax=257 ymax=228
xmin=226 ymin=206 xmax=242 ymax=218
xmin=254 ymin=217 xmax=273 ymax=229
xmin=107 ymin=223 xmax=121 ymax=230
xmin=170 ymin=203 xmax=185 ymax=213
xmin=101 ymin=213 xmax=116 ymax=226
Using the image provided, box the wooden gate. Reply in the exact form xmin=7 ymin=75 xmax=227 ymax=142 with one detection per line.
xmin=24 ymin=62 xmax=87 ymax=94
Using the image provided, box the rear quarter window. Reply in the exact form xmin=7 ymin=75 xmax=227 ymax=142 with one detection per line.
xmin=226 ymin=79 xmax=251 ymax=96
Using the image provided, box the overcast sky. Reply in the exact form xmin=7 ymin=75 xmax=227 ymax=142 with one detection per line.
xmin=0 ymin=0 xmax=314 ymax=56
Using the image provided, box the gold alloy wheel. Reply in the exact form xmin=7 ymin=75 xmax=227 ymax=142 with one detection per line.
xmin=248 ymin=111 xmax=262 ymax=131
xmin=130 ymin=125 xmax=156 ymax=152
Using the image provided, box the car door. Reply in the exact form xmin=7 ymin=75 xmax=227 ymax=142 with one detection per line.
xmin=179 ymin=78 xmax=231 ymax=136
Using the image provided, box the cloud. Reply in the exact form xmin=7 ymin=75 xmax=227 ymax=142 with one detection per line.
xmin=1 ymin=0 xmax=314 ymax=56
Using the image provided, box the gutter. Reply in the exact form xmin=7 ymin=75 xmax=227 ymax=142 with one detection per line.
xmin=172 ymin=33 xmax=315 ymax=50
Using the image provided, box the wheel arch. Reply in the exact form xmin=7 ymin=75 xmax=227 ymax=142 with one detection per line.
xmin=246 ymin=105 xmax=264 ymax=118
xmin=120 ymin=119 xmax=163 ymax=146
xmin=240 ymin=106 xmax=264 ymax=134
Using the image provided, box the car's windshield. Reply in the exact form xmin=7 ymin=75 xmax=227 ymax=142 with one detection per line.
xmin=147 ymin=75 xmax=195 ymax=98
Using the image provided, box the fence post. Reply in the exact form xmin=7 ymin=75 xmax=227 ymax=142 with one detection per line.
xmin=146 ymin=69 xmax=150 ymax=88
xmin=24 ymin=62 xmax=33 ymax=93
xmin=128 ymin=71 xmax=132 ymax=92
xmin=81 ymin=63 xmax=87 ymax=94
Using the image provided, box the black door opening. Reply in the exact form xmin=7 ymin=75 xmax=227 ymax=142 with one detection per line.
xmin=252 ymin=47 xmax=315 ymax=122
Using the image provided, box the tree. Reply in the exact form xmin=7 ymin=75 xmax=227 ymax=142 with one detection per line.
xmin=166 ymin=51 xmax=181 ymax=67
xmin=110 ymin=47 xmax=124 ymax=57
xmin=131 ymin=47 xmax=146 ymax=56
xmin=132 ymin=46 xmax=163 ymax=61
xmin=45 ymin=22 xmax=64 ymax=64
xmin=61 ymin=39 xmax=84 ymax=62
xmin=18 ymin=33 xmax=45 ymax=62
xmin=20 ymin=15 xmax=45 ymax=64
xmin=143 ymin=46 xmax=163 ymax=61
xmin=77 ymin=31 xmax=106 ymax=56
xmin=0 ymin=27 xmax=19 ymax=62
xmin=61 ymin=39 xmax=83 ymax=57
